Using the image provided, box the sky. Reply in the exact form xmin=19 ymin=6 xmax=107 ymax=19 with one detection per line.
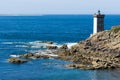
xmin=0 ymin=0 xmax=120 ymax=15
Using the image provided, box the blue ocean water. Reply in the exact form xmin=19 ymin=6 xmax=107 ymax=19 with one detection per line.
xmin=0 ymin=15 xmax=120 ymax=80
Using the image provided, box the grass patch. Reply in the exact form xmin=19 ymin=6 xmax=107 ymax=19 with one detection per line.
xmin=111 ymin=26 xmax=120 ymax=33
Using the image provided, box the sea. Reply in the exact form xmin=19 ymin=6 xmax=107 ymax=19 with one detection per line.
xmin=0 ymin=15 xmax=120 ymax=80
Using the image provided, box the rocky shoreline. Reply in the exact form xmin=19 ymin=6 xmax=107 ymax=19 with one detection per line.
xmin=55 ymin=26 xmax=120 ymax=70
xmin=8 ymin=26 xmax=120 ymax=70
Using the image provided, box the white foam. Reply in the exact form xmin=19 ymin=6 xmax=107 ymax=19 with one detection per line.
xmin=46 ymin=54 xmax=58 ymax=57
xmin=45 ymin=42 xmax=77 ymax=49
xmin=1 ymin=42 xmax=26 ymax=45
xmin=35 ymin=50 xmax=58 ymax=58
xmin=66 ymin=43 xmax=77 ymax=49
xmin=28 ymin=41 xmax=78 ymax=50
xmin=10 ymin=55 xmax=20 ymax=58
xmin=35 ymin=51 xmax=58 ymax=57
xmin=28 ymin=41 xmax=48 ymax=48
xmin=15 ymin=45 xmax=28 ymax=48
xmin=28 ymin=41 xmax=60 ymax=49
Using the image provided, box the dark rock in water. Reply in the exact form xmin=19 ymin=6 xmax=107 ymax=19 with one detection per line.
xmin=59 ymin=44 xmax=68 ymax=49
xmin=46 ymin=41 xmax=53 ymax=44
xmin=38 ymin=41 xmax=53 ymax=44
xmin=34 ymin=54 xmax=50 ymax=59
xmin=20 ymin=53 xmax=34 ymax=58
xmin=46 ymin=46 xmax=58 ymax=49
xmin=20 ymin=53 xmax=50 ymax=59
xmin=8 ymin=58 xmax=28 ymax=64
xmin=66 ymin=64 xmax=96 ymax=70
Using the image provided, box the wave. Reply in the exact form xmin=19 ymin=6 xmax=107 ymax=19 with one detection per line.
xmin=28 ymin=41 xmax=77 ymax=50
xmin=34 ymin=50 xmax=58 ymax=58
xmin=15 ymin=45 xmax=28 ymax=48
xmin=1 ymin=41 xmax=77 ymax=51
xmin=28 ymin=41 xmax=58 ymax=48
xmin=10 ymin=55 xmax=20 ymax=58
xmin=1 ymin=42 xmax=26 ymax=45
xmin=0 ymin=42 xmax=13 ymax=44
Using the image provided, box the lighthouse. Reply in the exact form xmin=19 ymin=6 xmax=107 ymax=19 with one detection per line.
xmin=93 ymin=10 xmax=105 ymax=34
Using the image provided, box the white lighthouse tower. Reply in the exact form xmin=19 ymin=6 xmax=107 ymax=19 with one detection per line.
xmin=93 ymin=10 xmax=105 ymax=34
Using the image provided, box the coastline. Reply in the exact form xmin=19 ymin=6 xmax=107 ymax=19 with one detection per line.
xmin=8 ymin=26 xmax=120 ymax=70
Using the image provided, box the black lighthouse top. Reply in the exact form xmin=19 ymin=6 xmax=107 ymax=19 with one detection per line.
xmin=94 ymin=10 xmax=105 ymax=18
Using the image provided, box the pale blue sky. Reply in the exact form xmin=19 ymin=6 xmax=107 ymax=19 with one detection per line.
xmin=0 ymin=0 xmax=119 ymax=15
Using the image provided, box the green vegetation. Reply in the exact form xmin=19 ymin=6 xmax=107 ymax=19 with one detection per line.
xmin=111 ymin=26 xmax=120 ymax=33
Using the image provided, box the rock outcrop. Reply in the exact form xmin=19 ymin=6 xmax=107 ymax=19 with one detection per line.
xmin=54 ymin=26 xmax=120 ymax=70
xmin=8 ymin=58 xmax=28 ymax=64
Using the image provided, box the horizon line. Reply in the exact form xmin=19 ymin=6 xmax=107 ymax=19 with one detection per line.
xmin=0 ymin=13 xmax=120 ymax=16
